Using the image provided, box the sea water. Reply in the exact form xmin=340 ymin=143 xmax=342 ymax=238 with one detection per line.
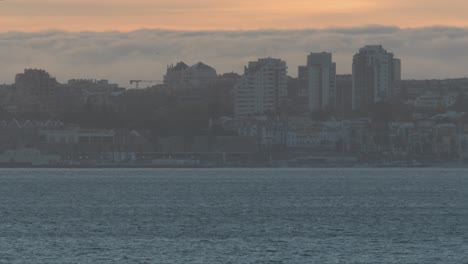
xmin=0 ymin=168 xmax=467 ymax=263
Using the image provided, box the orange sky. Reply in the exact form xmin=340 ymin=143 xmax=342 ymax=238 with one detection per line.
xmin=1 ymin=0 xmax=468 ymax=31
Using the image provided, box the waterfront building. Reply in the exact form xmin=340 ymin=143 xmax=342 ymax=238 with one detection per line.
xmin=39 ymin=128 xmax=116 ymax=153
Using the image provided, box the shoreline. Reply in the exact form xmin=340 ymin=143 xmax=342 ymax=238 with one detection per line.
xmin=1 ymin=164 xmax=468 ymax=169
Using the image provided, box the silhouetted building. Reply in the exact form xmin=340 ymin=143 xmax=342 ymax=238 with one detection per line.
xmin=336 ymin=74 xmax=353 ymax=116
xmin=300 ymin=52 xmax=337 ymax=111
xmin=10 ymin=69 xmax=60 ymax=115
xmin=163 ymin=62 xmax=189 ymax=87
xmin=163 ymin=61 xmax=217 ymax=89
xmin=234 ymin=58 xmax=288 ymax=117
xmin=66 ymin=79 xmax=124 ymax=109
xmin=393 ymin=59 xmax=402 ymax=94
xmin=297 ymin=66 xmax=308 ymax=97
xmin=182 ymin=62 xmax=218 ymax=87
xmin=352 ymin=45 xmax=401 ymax=109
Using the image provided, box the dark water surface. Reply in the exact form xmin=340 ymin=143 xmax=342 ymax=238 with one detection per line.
xmin=0 ymin=168 xmax=467 ymax=263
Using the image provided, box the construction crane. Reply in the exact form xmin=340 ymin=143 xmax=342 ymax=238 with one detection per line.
xmin=129 ymin=80 xmax=162 ymax=89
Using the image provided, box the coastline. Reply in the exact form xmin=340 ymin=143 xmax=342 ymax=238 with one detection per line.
xmin=1 ymin=163 xmax=468 ymax=169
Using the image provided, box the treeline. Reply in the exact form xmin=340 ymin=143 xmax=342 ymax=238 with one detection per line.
xmin=60 ymin=89 xmax=232 ymax=135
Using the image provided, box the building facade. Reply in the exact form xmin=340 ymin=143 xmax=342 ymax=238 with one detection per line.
xmin=352 ymin=45 xmax=401 ymax=110
xmin=234 ymin=58 xmax=288 ymax=117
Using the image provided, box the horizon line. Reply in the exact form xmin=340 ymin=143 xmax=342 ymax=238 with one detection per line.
xmin=2 ymin=24 xmax=468 ymax=34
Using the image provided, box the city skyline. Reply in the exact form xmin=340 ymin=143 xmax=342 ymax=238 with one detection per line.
xmin=1 ymin=0 xmax=468 ymax=31
xmin=3 ymin=27 xmax=468 ymax=87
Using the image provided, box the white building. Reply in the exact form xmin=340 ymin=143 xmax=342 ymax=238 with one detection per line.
xmin=0 ymin=148 xmax=60 ymax=166
xmin=234 ymin=58 xmax=288 ymax=117
xmin=301 ymin=52 xmax=336 ymax=111
xmin=39 ymin=128 xmax=115 ymax=144
xmin=236 ymin=119 xmax=288 ymax=149
xmin=285 ymin=118 xmax=321 ymax=148
xmin=352 ymin=45 xmax=401 ymax=109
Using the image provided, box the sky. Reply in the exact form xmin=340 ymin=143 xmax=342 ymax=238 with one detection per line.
xmin=1 ymin=1 xmax=468 ymax=86
xmin=1 ymin=0 xmax=468 ymax=31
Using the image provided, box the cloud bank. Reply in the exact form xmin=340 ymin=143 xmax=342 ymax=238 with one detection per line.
xmin=1 ymin=26 xmax=468 ymax=87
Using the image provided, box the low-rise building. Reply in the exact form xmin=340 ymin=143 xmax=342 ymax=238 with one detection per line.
xmin=0 ymin=148 xmax=61 ymax=166
xmin=39 ymin=128 xmax=115 ymax=153
xmin=414 ymin=92 xmax=456 ymax=111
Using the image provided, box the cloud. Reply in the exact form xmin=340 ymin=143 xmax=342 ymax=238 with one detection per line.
xmin=1 ymin=26 xmax=468 ymax=87
xmin=3 ymin=0 xmax=468 ymax=31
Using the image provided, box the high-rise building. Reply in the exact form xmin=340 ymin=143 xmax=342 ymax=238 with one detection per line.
xmin=393 ymin=58 xmax=401 ymax=83
xmin=301 ymin=52 xmax=336 ymax=111
xmin=392 ymin=58 xmax=402 ymax=95
xmin=234 ymin=58 xmax=288 ymax=117
xmin=297 ymin=66 xmax=308 ymax=97
xmin=352 ymin=45 xmax=401 ymax=109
